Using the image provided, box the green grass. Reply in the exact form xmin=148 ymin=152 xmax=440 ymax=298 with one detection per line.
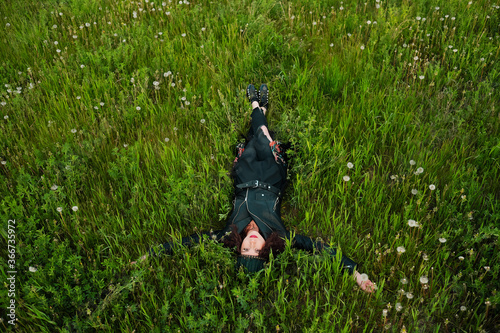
xmin=0 ymin=0 xmax=499 ymax=331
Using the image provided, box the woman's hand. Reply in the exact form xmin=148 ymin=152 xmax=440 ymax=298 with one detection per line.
xmin=354 ymin=271 xmax=376 ymax=293
xmin=130 ymin=254 xmax=147 ymax=265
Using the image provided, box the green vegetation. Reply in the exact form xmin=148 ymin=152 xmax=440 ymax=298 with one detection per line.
xmin=0 ymin=0 xmax=499 ymax=331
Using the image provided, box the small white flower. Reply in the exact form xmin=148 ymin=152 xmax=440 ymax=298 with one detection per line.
xmin=396 ymin=303 xmax=403 ymax=311
xmin=29 ymin=266 xmax=38 ymax=272
xmin=406 ymin=292 xmax=414 ymax=299
xmin=54 ymin=41 xmax=59 ymax=45
xmin=57 ymin=207 xmax=63 ymax=212
xmin=360 ymin=45 xmax=365 ymax=50
xmin=200 ymin=118 xmax=206 ymax=124
xmin=453 ymin=49 xmax=458 ymax=53
xmin=367 ymin=20 xmax=371 ymax=25
xmin=73 ymin=35 xmax=78 ymax=39
xmin=56 ymin=49 xmax=61 ymax=53
xmin=85 ymin=22 xmax=90 ymax=27
xmin=448 ymin=45 xmax=453 ymax=49
xmin=382 ymin=309 xmax=388 ymax=317
xmin=1 ymin=101 xmax=6 ymax=106
xmin=4 ymin=115 xmax=8 ymax=119
xmin=201 ymin=27 xmax=206 ymax=31
xmin=401 ymin=278 xmax=408 ymax=284
xmin=71 ymin=129 xmax=77 ymax=133
xmin=419 ymin=75 xmax=425 ymax=80
xmin=72 ymin=206 xmax=78 ymax=212
xmin=131 ymin=77 xmax=135 ymax=83
xmin=416 ymin=167 xmax=424 ymax=174
xmin=460 ymin=306 xmax=467 ymax=311
xmin=165 ymin=137 xmax=170 ymax=142
xmin=343 ymin=175 xmax=350 ymax=182
xmin=435 ymin=7 xmax=440 ymax=10
xmin=136 ymin=106 xmax=141 ymax=111
xmin=439 ymin=237 xmax=447 ymax=243
xmin=153 ymin=81 xmax=160 ymax=86
xmin=347 ymin=162 xmax=354 ymax=169
xmin=6 ymin=23 xmax=11 ymax=27
xmin=51 ymin=185 xmax=58 ymax=191
xmin=100 ymin=102 xmax=104 ymax=106
xmin=360 ymin=273 xmax=368 ymax=281
xmin=123 ymin=144 xmax=128 ymax=148
xmin=1 ymin=160 xmax=6 ymax=165
xmin=171 ymin=82 xmax=176 ymax=87
xmin=410 ymin=160 xmax=416 ymax=165
xmin=429 ymin=184 xmax=436 ymax=190
xmin=76 ymin=96 xmax=81 ymax=100
xmin=80 ymin=64 xmax=85 ymax=69
xmin=52 ymin=24 xmax=58 ymax=29
xmin=420 ymin=276 xmax=428 ymax=284
xmin=397 ymin=246 xmax=406 ymax=254
xmin=458 ymin=256 xmax=464 ymax=261
xmin=312 ymin=21 xmax=317 ymax=26
xmin=416 ymin=16 xmax=421 ymax=20
xmin=408 ymin=219 xmax=419 ymax=227
xmin=181 ymin=33 xmax=186 ymax=37
xmin=173 ymin=127 xmax=178 ymax=131
xmin=330 ymin=43 xmax=334 ymax=47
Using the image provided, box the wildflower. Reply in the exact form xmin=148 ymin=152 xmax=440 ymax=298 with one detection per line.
xmin=397 ymin=246 xmax=406 ymax=254
xmin=458 ymin=256 xmax=464 ymax=261
xmin=80 ymin=64 xmax=85 ymax=69
xmin=51 ymin=185 xmax=58 ymax=191
xmin=360 ymin=45 xmax=365 ymax=50
xmin=419 ymin=276 xmax=428 ymax=284
xmin=416 ymin=167 xmax=424 ymax=174
xmin=396 ymin=303 xmax=403 ymax=311
xmin=453 ymin=49 xmax=458 ymax=53
xmin=411 ymin=189 xmax=418 ymax=195
xmin=460 ymin=306 xmax=466 ymax=311
xmin=165 ymin=137 xmax=170 ymax=142
xmin=100 ymin=102 xmax=104 ymax=106
xmin=131 ymin=78 xmax=135 ymax=83
xmin=343 ymin=175 xmax=350 ymax=182
xmin=416 ymin=16 xmax=421 ymax=20
xmin=164 ymin=71 xmax=171 ymax=77
xmin=382 ymin=309 xmax=388 ymax=317
xmin=360 ymin=273 xmax=368 ymax=281
xmin=56 ymin=49 xmax=61 ymax=53
xmin=429 ymin=184 xmax=436 ymax=190
xmin=57 ymin=207 xmax=63 ymax=212
xmin=123 ymin=144 xmax=128 ymax=148
xmin=419 ymin=75 xmax=425 ymax=80
xmin=173 ymin=127 xmax=178 ymax=131
xmin=439 ymin=237 xmax=447 ymax=243
xmin=4 ymin=115 xmax=7 ymax=119
xmin=485 ymin=300 xmax=491 ymax=306
xmin=181 ymin=33 xmax=186 ymax=37
xmin=200 ymin=119 xmax=206 ymax=124
xmin=414 ymin=56 xmax=419 ymax=61
xmin=52 ymin=24 xmax=58 ymax=29
xmin=448 ymin=45 xmax=453 ymax=49
xmin=76 ymin=96 xmax=81 ymax=100
xmin=171 ymin=82 xmax=176 ymax=87
xmin=153 ymin=81 xmax=160 ymax=86
xmin=312 ymin=21 xmax=317 ymax=25
xmin=435 ymin=7 xmax=440 ymax=10
xmin=6 ymin=23 xmax=11 ymax=27
xmin=406 ymin=292 xmax=414 ymax=299
xmin=330 ymin=43 xmax=334 ymax=47
xmin=54 ymin=41 xmax=59 ymax=45
xmin=136 ymin=106 xmax=141 ymax=111
xmin=401 ymin=278 xmax=408 ymax=284
xmin=29 ymin=266 xmax=37 ymax=272
xmin=484 ymin=266 xmax=490 ymax=271
xmin=347 ymin=162 xmax=354 ymax=169
xmin=422 ymin=253 xmax=429 ymax=260
xmin=1 ymin=160 xmax=6 ymax=165
xmin=367 ymin=20 xmax=371 ymax=24
xmin=85 ymin=23 xmax=90 ymax=27
xmin=408 ymin=219 xmax=419 ymax=227
xmin=72 ymin=206 xmax=78 ymax=212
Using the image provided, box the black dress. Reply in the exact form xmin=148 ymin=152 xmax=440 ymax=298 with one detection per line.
xmin=151 ymin=107 xmax=358 ymax=274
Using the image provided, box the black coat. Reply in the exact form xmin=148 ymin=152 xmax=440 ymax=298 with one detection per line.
xmin=151 ymin=126 xmax=358 ymax=275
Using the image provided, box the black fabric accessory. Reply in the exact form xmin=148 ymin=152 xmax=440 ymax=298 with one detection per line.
xmin=236 ymin=255 xmax=266 ymax=273
xmin=236 ymin=179 xmax=281 ymax=197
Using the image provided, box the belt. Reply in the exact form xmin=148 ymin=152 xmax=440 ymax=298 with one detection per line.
xmin=236 ymin=180 xmax=281 ymax=197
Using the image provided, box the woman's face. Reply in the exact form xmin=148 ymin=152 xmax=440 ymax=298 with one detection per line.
xmin=240 ymin=230 xmax=265 ymax=256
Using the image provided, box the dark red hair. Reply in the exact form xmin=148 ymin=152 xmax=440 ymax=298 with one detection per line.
xmin=222 ymin=224 xmax=285 ymax=260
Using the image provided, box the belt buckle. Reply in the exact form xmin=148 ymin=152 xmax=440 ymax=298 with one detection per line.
xmin=253 ymin=180 xmax=259 ymax=188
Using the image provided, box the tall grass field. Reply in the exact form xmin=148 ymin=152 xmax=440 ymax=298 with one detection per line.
xmin=1 ymin=0 xmax=499 ymax=331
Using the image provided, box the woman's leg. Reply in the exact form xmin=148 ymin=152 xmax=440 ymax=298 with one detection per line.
xmin=250 ymin=101 xmax=273 ymax=142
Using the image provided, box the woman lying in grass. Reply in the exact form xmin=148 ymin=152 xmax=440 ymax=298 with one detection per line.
xmin=135 ymin=84 xmax=375 ymax=293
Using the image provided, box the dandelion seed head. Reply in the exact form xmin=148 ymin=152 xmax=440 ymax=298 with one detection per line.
xmin=200 ymin=118 xmax=206 ymax=124
xmin=347 ymin=162 xmax=354 ymax=169
xmin=72 ymin=206 xmax=78 ymax=212
xmin=420 ymin=276 xmax=429 ymax=284
xmin=396 ymin=303 xmax=403 ymax=311
xmin=71 ymin=129 xmax=77 ymax=133
xmin=343 ymin=175 xmax=350 ymax=182
xmin=397 ymin=246 xmax=406 ymax=254
xmin=460 ymin=306 xmax=466 ymax=311
xmin=51 ymin=185 xmax=58 ymax=191
xmin=165 ymin=137 xmax=170 ymax=142
xmin=406 ymin=292 xmax=414 ymax=299
xmin=401 ymin=278 xmax=408 ymax=284
xmin=439 ymin=237 xmax=447 ymax=243
xmin=57 ymin=207 xmax=63 ymax=212
xmin=429 ymin=184 xmax=436 ymax=190
xmin=29 ymin=266 xmax=38 ymax=272
xmin=136 ymin=106 xmax=141 ymax=110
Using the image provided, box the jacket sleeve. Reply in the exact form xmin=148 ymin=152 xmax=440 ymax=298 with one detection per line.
xmin=286 ymin=232 xmax=358 ymax=275
xmin=149 ymin=230 xmax=224 ymax=257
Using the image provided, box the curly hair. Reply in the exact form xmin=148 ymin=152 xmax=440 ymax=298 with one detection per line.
xmin=222 ymin=224 xmax=285 ymax=260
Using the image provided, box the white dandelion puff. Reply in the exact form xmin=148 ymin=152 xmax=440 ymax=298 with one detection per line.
xmin=72 ymin=206 xmax=78 ymax=212
xmin=343 ymin=175 xmax=350 ymax=182
xmin=51 ymin=185 xmax=58 ymax=191
xmin=57 ymin=207 xmax=63 ymax=212
xmin=347 ymin=162 xmax=354 ymax=169
xmin=420 ymin=276 xmax=428 ymax=284
xmin=429 ymin=184 xmax=436 ymax=190
xmin=439 ymin=237 xmax=447 ymax=243
xmin=397 ymin=246 xmax=406 ymax=254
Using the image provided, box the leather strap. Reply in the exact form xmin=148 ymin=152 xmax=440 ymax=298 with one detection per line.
xmin=236 ymin=180 xmax=281 ymax=197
